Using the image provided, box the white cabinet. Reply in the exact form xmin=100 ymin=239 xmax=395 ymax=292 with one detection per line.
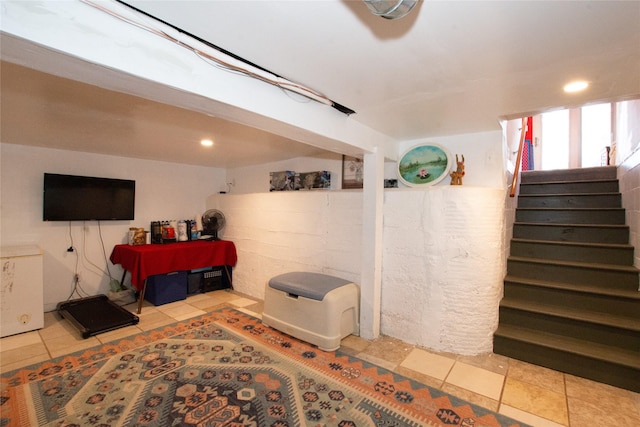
xmin=1 ymin=245 xmax=44 ymax=337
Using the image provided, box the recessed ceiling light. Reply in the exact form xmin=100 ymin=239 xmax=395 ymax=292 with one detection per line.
xmin=201 ymin=139 xmax=214 ymax=147
xmin=563 ymin=81 xmax=589 ymax=93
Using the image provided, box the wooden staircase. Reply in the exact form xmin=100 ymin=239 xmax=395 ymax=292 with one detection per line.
xmin=494 ymin=166 xmax=640 ymax=392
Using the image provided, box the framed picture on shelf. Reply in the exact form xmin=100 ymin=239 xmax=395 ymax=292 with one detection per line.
xmin=397 ymin=144 xmax=452 ymax=187
xmin=342 ymin=155 xmax=363 ymax=189
xmin=299 ymin=171 xmax=331 ymax=190
xmin=269 ymin=171 xmax=297 ymax=191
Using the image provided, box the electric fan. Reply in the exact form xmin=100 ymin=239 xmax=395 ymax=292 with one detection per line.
xmin=201 ymin=209 xmax=226 ymax=240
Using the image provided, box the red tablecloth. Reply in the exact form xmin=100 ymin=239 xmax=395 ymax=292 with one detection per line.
xmin=110 ymin=240 xmax=237 ymax=290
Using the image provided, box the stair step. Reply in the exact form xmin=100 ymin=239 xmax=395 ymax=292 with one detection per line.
xmin=500 ymin=297 xmax=640 ymax=332
xmin=501 ymin=166 xmax=640 ymax=393
xmin=494 ymin=324 xmax=640 ymax=392
xmin=507 ymin=256 xmax=640 ymax=291
xmin=498 ymin=305 xmax=639 ymax=358
xmin=510 ymin=238 xmax=635 ymax=265
xmin=502 ymin=282 xmax=640 ymax=319
xmin=519 ymin=179 xmax=619 ymax=195
xmin=504 ymin=275 xmax=640 ymax=299
xmin=520 ymin=166 xmax=617 ymax=183
xmin=513 ymin=222 xmax=629 ymax=244
xmin=508 ymin=255 xmax=639 ymax=272
xmin=515 ymin=208 xmax=625 ymax=224
xmin=517 ymin=193 xmax=621 ymax=208
xmin=495 ymin=324 xmax=640 ymax=368
xmin=499 ymin=298 xmax=640 ymax=351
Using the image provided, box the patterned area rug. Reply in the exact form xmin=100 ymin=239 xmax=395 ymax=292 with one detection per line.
xmin=1 ymin=307 xmax=528 ymax=426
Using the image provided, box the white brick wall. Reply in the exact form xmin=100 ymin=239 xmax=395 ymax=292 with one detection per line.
xmin=615 ymin=99 xmax=640 ymax=271
xmin=618 ymin=148 xmax=640 ymax=271
xmin=208 ymin=192 xmax=363 ymax=300
xmin=209 ymin=186 xmax=506 ymax=355
xmin=382 ymin=187 xmax=506 ymax=355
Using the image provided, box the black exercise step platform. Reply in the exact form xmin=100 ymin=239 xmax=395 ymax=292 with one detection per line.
xmin=57 ymin=294 xmax=139 ymax=339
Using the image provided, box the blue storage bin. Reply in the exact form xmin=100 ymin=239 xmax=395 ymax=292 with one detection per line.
xmin=145 ymin=271 xmax=188 ymax=306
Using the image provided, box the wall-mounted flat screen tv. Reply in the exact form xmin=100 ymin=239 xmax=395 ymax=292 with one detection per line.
xmin=43 ymin=173 xmax=135 ymax=221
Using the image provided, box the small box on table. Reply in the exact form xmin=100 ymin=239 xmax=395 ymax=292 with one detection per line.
xmin=145 ymin=271 xmax=187 ymax=305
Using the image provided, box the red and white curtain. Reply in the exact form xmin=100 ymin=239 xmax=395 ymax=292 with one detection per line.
xmin=521 ymin=116 xmax=534 ymax=171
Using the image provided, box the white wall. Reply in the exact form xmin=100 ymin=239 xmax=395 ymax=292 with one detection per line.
xmin=207 ymin=191 xmax=362 ymax=299
xmin=227 ymin=130 xmax=505 ymax=195
xmin=226 ymin=152 xmax=344 ymax=194
xmin=398 ymin=131 xmax=506 ymax=189
xmin=502 ymin=119 xmax=522 ymax=275
xmin=0 ymin=143 xmax=225 ymax=311
xmin=208 ymin=186 xmax=506 ymax=355
xmin=619 ymin=150 xmax=640 ymax=270
xmin=382 ymin=187 xmax=506 ymax=354
xmin=615 ymin=99 xmax=640 ymax=269
xmin=211 ymin=131 xmax=508 ymax=355
xmin=226 ymin=152 xmax=400 ymax=195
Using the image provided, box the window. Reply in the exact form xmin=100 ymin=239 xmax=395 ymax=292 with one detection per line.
xmin=539 ymin=103 xmax=612 ymax=170
xmin=581 ymin=103 xmax=611 ymax=167
xmin=541 ymin=109 xmax=570 ymax=170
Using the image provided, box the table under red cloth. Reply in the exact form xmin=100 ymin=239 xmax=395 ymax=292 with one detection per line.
xmin=110 ymin=240 xmax=237 ymax=290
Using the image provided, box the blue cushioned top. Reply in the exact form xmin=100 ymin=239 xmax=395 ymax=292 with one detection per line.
xmin=269 ymin=272 xmax=351 ymax=301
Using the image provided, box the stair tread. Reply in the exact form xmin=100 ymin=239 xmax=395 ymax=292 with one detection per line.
xmin=510 ymin=238 xmax=634 ymax=250
xmin=519 ymin=192 xmax=620 ymax=197
xmin=508 ymin=255 xmax=640 ymax=272
xmin=495 ymin=324 xmax=640 ymax=369
xmin=500 ymin=297 xmax=640 ymax=331
xmin=514 ymin=221 xmax=628 ymax=228
xmin=521 ymin=179 xmax=618 ymax=185
xmin=521 ymin=167 xmax=617 ymax=181
xmin=504 ymin=275 xmax=640 ymax=299
xmin=516 ymin=207 xmax=624 ymax=211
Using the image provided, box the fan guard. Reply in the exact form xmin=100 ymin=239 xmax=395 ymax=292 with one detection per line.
xmin=201 ymin=209 xmax=226 ymax=240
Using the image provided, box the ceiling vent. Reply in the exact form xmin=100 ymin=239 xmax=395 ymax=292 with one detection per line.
xmin=363 ymin=0 xmax=418 ymax=19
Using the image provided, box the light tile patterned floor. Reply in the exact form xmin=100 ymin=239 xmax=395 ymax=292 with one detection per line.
xmin=1 ymin=290 xmax=638 ymax=427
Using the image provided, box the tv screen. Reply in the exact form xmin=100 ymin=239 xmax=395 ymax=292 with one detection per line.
xmin=43 ymin=173 xmax=135 ymax=221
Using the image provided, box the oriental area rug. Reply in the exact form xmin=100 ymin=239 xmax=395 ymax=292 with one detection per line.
xmin=1 ymin=307 xmax=528 ymax=427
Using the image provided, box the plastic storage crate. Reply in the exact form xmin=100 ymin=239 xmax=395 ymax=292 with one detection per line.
xmin=187 ymin=266 xmax=232 ymax=294
xmin=145 ymin=271 xmax=188 ymax=305
xmin=262 ymin=272 xmax=359 ymax=351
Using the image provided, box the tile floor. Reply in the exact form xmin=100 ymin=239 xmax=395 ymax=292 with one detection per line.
xmin=1 ymin=290 xmax=638 ymax=427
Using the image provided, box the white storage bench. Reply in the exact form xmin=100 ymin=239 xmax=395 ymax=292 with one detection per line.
xmin=262 ymin=272 xmax=359 ymax=351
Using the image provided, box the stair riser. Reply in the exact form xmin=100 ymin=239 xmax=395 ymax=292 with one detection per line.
xmin=493 ymin=335 xmax=639 ymax=393
xmin=519 ymin=181 xmax=619 ymax=195
xmin=510 ymin=241 xmax=634 ymax=265
xmin=521 ymin=167 xmax=617 ymax=183
xmin=498 ymin=307 xmax=640 ymax=351
xmin=517 ymin=194 xmax=621 ymax=209
xmin=507 ymin=260 xmax=639 ymax=291
xmin=513 ymin=224 xmax=629 ymax=244
xmin=515 ymin=209 xmax=625 ymax=224
xmin=503 ymin=283 xmax=640 ymax=318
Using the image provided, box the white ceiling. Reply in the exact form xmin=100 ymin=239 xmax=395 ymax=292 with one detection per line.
xmin=1 ymin=0 xmax=639 ymax=168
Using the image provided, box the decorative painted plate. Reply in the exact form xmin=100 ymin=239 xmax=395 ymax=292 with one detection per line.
xmin=397 ymin=144 xmax=452 ymax=187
